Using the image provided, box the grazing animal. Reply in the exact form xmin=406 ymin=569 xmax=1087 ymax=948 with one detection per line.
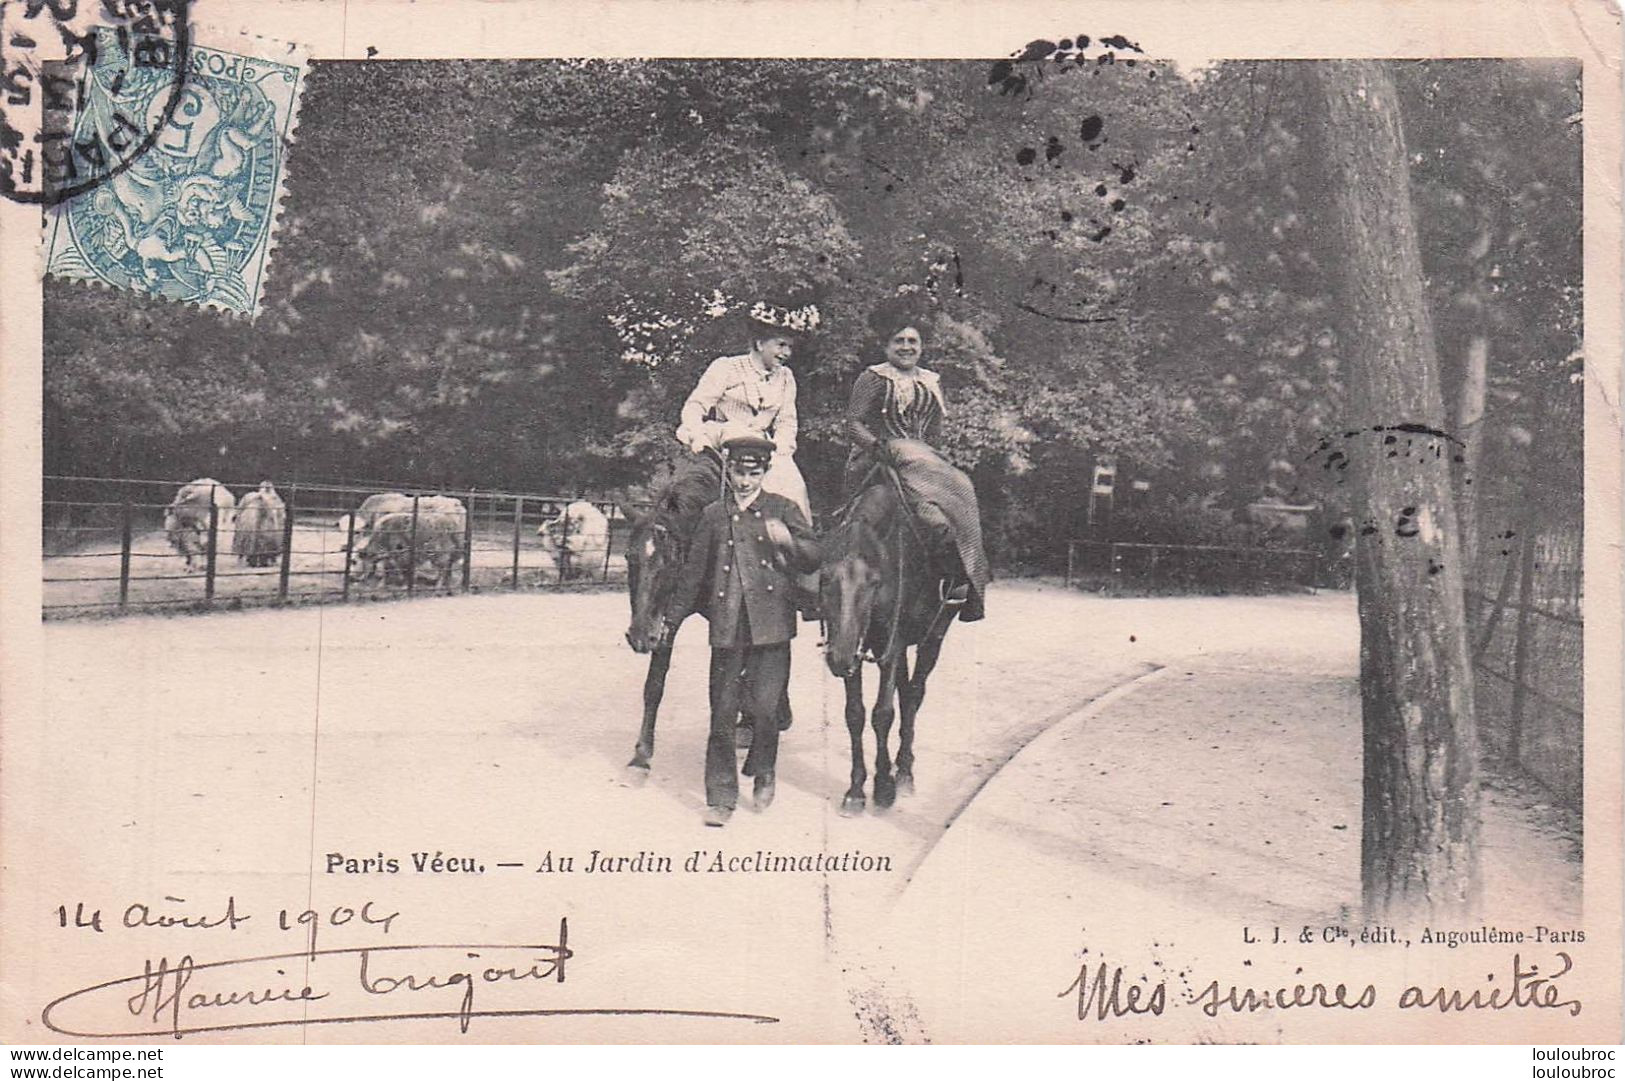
xmin=346 ymin=495 xmax=467 ymax=586
xmin=537 ymin=500 xmax=610 ymax=580
xmin=164 ymin=478 xmax=236 ymax=572
xmin=232 ymin=481 xmax=286 ymax=568
xmin=820 ymin=477 xmax=957 ymax=815
xmin=353 ymin=509 xmax=462 ymax=587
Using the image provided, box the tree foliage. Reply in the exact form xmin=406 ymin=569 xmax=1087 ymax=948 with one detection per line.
xmin=43 ymin=56 xmax=1580 ymax=558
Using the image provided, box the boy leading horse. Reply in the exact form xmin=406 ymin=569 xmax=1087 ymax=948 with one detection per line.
xmin=660 ymin=434 xmax=821 ymax=826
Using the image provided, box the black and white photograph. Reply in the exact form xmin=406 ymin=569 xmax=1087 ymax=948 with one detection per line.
xmin=1 ymin=0 xmax=1619 ymax=1051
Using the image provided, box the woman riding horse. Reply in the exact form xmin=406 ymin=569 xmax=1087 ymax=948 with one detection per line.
xmin=817 ymin=298 xmax=991 ymax=815
xmin=677 ymin=304 xmax=813 ymax=519
xmin=679 ymin=302 xmax=820 ymax=615
xmin=845 ymin=298 xmax=987 ymax=622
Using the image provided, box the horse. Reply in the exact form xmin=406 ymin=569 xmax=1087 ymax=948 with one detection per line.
xmin=621 ymin=455 xmax=788 ymax=780
xmin=820 ymin=473 xmax=956 ymax=815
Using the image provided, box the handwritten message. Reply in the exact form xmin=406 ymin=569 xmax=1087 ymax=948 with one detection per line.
xmin=1061 ymin=951 xmax=1585 ymax=1023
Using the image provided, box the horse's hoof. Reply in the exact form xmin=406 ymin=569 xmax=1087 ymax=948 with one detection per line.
xmin=741 ymin=756 xmax=756 ymax=778
xmin=874 ymin=775 xmax=897 ymax=809
xmin=735 ymin=723 xmax=754 ymax=749
xmin=896 ymin=771 xmax=915 ymax=797
xmin=839 ymin=794 xmax=866 ymax=817
xmin=621 ymin=764 xmax=650 ymax=788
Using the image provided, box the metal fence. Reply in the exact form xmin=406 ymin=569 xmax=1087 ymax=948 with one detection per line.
xmin=1464 ymin=377 xmax=1584 ymax=809
xmin=1064 ymin=540 xmax=1321 ymax=592
xmin=43 ymin=475 xmax=635 ymax=619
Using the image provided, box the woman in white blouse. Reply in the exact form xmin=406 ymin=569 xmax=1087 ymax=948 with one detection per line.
xmin=675 ymin=311 xmax=811 ymax=519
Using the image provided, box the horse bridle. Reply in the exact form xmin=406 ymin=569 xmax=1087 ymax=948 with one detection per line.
xmin=642 ymin=518 xmax=691 ymax=650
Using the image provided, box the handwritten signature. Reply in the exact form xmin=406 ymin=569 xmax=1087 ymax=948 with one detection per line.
xmin=43 ymin=919 xmax=779 ymax=1038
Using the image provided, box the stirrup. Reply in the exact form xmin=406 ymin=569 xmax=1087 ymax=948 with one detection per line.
xmin=927 ymin=582 xmax=968 ymax=640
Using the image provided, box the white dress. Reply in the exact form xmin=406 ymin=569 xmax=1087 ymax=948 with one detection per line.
xmin=676 ymin=353 xmax=811 ymax=518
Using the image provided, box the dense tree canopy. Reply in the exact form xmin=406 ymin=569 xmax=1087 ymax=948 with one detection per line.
xmin=43 ymin=53 xmax=1580 ymax=562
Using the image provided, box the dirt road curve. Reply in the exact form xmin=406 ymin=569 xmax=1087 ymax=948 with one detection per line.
xmin=39 ymin=581 xmax=1329 ymax=863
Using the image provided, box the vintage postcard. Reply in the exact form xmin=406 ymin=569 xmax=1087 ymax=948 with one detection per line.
xmin=1 ymin=0 xmax=1619 ymax=1047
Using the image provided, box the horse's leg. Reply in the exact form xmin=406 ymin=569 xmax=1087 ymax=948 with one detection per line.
xmin=871 ymin=653 xmax=903 ymax=810
xmin=896 ymin=635 xmax=944 ymax=797
xmin=626 ymin=646 xmax=673 ymax=779
xmin=840 ymin=668 xmax=868 ymax=816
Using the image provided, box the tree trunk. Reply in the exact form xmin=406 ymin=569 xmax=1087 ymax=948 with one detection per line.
xmin=1312 ymin=61 xmax=1480 ymax=921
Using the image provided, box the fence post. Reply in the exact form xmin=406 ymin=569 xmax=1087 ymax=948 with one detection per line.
xmin=511 ymin=496 xmax=524 ymax=589
xmin=278 ymin=484 xmax=296 ymax=601
xmin=1065 ymin=540 xmax=1074 ymax=588
xmin=1507 ymin=524 xmax=1540 ymax=764
xmin=463 ymin=488 xmax=475 ymax=593
xmin=407 ymin=496 xmax=420 ymax=597
xmin=558 ymin=504 xmax=573 ymax=584
xmin=118 ymin=499 xmax=133 ymax=611
xmin=204 ymin=495 xmax=219 ymax=607
xmin=341 ymin=508 xmax=357 ymax=601
xmin=601 ymin=503 xmax=614 ymax=581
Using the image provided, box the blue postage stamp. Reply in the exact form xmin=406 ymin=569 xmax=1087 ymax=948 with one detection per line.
xmin=43 ymin=28 xmax=307 ymax=318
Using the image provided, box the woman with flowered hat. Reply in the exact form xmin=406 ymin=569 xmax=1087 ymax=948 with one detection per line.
xmin=676 ymin=301 xmax=818 ymax=520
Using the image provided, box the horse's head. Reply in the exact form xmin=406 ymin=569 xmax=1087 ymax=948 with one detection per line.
xmin=820 ymin=488 xmax=897 ymax=678
xmin=624 ymin=509 xmax=685 ymax=654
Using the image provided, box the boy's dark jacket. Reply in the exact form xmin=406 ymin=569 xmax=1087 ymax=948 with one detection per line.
xmin=665 ymin=492 xmax=820 ymax=647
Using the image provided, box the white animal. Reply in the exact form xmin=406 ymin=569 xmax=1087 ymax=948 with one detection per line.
xmin=354 ymin=508 xmax=465 ymax=587
xmin=344 ymin=494 xmax=467 ymax=585
xmin=232 ymin=481 xmax=286 ymax=567
xmin=334 ymin=491 xmax=415 ymax=545
xmin=537 ymin=500 xmax=610 ymax=580
xmin=164 ymin=478 xmax=236 ymax=572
